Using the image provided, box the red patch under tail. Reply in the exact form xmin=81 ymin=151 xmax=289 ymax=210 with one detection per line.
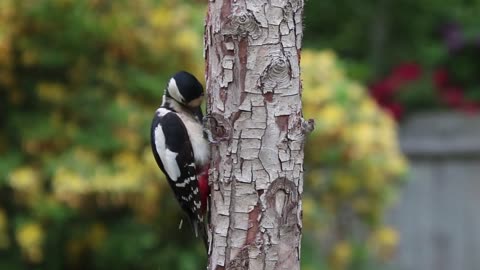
xmin=198 ymin=165 xmax=210 ymax=214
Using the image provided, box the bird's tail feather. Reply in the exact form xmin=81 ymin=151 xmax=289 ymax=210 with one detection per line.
xmin=191 ymin=219 xmax=208 ymax=252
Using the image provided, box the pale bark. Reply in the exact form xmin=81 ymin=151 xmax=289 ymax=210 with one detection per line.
xmin=204 ymin=1 xmax=308 ymax=269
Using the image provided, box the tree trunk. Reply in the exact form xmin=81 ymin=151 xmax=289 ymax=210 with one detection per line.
xmin=204 ymin=0 xmax=307 ymax=269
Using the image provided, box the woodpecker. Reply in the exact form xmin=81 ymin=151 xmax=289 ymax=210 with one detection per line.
xmin=150 ymin=71 xmax=210 ymax=248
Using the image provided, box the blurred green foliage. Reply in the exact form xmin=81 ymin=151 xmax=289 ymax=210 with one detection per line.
xmin=1 ymin=0 xmax=407 ymax=269
xmin=301 ymin=50 xmax=406 ymax=270
xmin=1 ymin=0 xmax=206 ymax=269
xmin=304 ymin=0 xmax=480 ymax=80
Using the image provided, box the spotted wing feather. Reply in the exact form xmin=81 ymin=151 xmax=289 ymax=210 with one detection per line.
xmin=151 ymin=110 xmax=203 ymax=223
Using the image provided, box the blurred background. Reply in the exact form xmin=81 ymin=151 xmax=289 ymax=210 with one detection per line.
xmin=0 ymin=0 xmax=478 ymax=269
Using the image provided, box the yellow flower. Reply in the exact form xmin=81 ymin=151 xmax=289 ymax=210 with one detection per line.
xmin=174 ymin=29 xmax=199 ymax=52
xmin=357 ymin=98 xmax=378 ymax=120
xmin=317 ymin=50 xmax=337 ymax=68
xmin=52 ymin=167 xmax=89 ymax=195
xmin=347 ymin=83 xmax=364 ymax=101
xmin=302 ymin=197 xmax=315 ymax=218
xmin=8 ymin=166 xmax=41 ymax=193
xmin=0 ymin=0 xmax=14 ymax=18
xmin=330 ymin=241 xmax=352 ymax=269
xmin=364 ymin=168 xmax=385 ymax=192
xmin=112 ymin=168 xmax=144 ymax=192
xmin=114 ymin=151 xmax=139 ymax=169
xmin=370 ymin=226 xmax=399 ymax=260
xmin=16 ymin=222 xmax=44 ymax=263
xmin=149 ymin=7 xmax=172 ymax=30
xmin=350 ymin=122 xmax=375 ymax=145
xmin=142 ymin=181 xmax=161 ymax=203
xmin=374 ymin=227 xmax=399 ymax=247
xmin=384 ymin=155 xmax=408 ymax=178
xmin=301 ymin=48 xmax=408 ymax=265
xmin=91 ymin=169 xmax=112 ymax=192
xmin=333 ymin=172 xmax=357 ymax=196
xmin=346 ymin=122 xmax=376 ymax=158
xmin=17 ymin=223 xmax=43 ymax=249
xmin=36 ymin=82 xmax=67 ymax=103
xmin=300 ymin=50 xmax=315 ymax=68
xmin=73 ymin=147 xmax=99 ymax=164
xmin=317 ymin=103 xmax=346 ymax=131
xmin=115 ymin=93 xmax=132 ymax=107
xmin=303 ymin=85 xmax=332 ymax=106
xmin=375 ymin=130 xmax=396 ymax=152
xmin=301 ymin=49 xmax=341 ymax=86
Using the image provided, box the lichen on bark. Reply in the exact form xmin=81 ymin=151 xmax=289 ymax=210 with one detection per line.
xmin=205 ymin=0 xmax=307 ymax=269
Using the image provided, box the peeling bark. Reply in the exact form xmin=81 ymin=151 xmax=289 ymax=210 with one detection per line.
xmin=205 ymin=1 xmax=306 ymax=269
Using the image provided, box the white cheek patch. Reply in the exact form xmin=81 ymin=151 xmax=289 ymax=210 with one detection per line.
xmin=168 ymin=78 xmax=185 ymax=103
xmin=154 ymin=125 xmax=181 ymax=181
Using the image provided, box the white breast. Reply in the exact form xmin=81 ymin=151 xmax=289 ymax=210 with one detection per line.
xmin=177 ymin=113 xmax=210 ymax=166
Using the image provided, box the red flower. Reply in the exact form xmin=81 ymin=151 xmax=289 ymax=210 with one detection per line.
xmin=459 ymin=101 xmax=480 ymax=114
xmin=369 ymin=62 xmax=480 ymax=121
xmin=433 ymin=69 xmax=449 ymax=89
xmin=370 ymin=80 xmax=395 ymax=101
xmin=440 ymin=87 xmax=465 ymax=107
xmin=392 ymin=63 xmax=422 ymax=81
xmin=370 ymin=62 xmax=422 ymax=102
xmin=379 ymin=102 xmax=405 ymax=121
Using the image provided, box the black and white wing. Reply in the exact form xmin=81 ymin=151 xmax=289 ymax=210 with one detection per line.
xmin=150 ymin=109 xmax=203 ymax=223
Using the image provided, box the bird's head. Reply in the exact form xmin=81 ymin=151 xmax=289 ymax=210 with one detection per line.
xmin=166 ymin=71 xmax=204 ymax=108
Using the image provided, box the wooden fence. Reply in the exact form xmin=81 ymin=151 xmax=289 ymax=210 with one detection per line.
xmin=388 ymin=112 xmax=480 ymax=270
